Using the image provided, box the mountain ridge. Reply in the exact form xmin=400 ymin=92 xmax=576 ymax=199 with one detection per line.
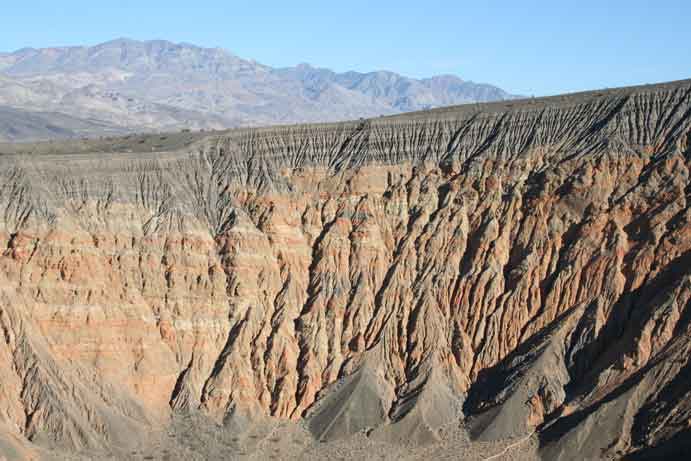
xmin=0 ymin=38 xmax=517 ymax=142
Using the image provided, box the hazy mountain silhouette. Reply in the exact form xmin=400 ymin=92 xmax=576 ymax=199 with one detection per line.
xmin=0 ymin=38 xmax=516 ymax=141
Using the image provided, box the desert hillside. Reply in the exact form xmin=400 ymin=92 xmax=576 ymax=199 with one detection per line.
xmin=0 ymin=39 xmax=516 ymax=142
xmin=0 ymin=79 xmax=690 ymax=460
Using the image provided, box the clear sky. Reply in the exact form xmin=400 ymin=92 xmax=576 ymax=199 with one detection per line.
xmin=2 ymin=0 xmax=689 ymax=96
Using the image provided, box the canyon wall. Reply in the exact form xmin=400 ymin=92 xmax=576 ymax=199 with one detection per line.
xmin=1 ymin=80 xmax=690 ymax=459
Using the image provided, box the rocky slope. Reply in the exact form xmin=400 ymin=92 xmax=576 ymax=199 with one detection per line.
xmin=0 ymin=79 xmax=690 ymax=460
xmin=0 ymin=106 xmax=129 ymax=142
xmin=0 ymin=39 xmax=516 ymax=142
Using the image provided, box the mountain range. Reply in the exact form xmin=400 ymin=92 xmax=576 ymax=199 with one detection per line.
xmin=0 ymin=38 xmax=516 ymax=142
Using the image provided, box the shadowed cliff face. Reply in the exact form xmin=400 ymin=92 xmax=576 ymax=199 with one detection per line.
xmin=0 ymin=80 xmax=690 ymax=460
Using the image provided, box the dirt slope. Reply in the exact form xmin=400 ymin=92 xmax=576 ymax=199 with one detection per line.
xmin=0 ymin=79 xmax=690 ymax=460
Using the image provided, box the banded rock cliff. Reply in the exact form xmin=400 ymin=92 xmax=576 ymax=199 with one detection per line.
xmin=1 ymin=79 xmax=691 ymax=460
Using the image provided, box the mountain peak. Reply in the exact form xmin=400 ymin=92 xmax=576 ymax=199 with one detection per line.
xmin=0 ymin=38 xmax=517 ymax=140
xmin=98 ymin=37 xmax=139 ymax=47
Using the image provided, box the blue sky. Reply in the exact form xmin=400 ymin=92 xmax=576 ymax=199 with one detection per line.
xmin=2 ymin=0 xmax=689 ymax=96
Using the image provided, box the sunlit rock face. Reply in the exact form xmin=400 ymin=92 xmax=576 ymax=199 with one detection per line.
xmin=0 ymin=80 xmax=690 ymax=460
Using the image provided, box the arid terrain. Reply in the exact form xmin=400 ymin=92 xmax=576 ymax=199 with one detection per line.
xmin=0 ymin=39 xmax=516 ymax=142
xmin=1 ymin=79 xmax=690 ymax=460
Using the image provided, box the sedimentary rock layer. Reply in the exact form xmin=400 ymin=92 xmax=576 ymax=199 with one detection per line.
xmin=0 ymin=79 xmax=690 ymax=459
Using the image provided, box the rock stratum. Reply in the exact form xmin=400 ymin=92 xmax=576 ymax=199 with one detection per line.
xmin=1 ymin=79 xmax=691 ymax=460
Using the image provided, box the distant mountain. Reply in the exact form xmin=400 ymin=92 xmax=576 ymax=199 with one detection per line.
xmin=0 ymin=38 xmax=518 ymax=140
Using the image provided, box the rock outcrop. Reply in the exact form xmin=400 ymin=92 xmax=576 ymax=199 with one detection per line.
xmin=0 ymin=79 xmax=690 ymax=460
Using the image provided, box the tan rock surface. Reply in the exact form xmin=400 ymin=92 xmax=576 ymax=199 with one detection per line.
xmin=0 ymin=79 xmax=690 ymax=460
